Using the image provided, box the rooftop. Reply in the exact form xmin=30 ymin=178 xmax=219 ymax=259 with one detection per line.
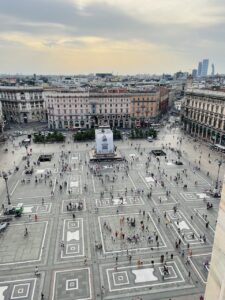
xmin=186 ymin=88 xmax=225 ymax=100
xmin=0 ymin=86 xmax=43 ymax=92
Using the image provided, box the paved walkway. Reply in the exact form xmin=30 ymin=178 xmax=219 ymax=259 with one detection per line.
xmin=0 ymin=122 xmax=223 ymax=300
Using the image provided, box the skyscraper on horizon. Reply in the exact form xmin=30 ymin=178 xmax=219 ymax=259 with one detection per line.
xmin=192 ymin=69 xmax=197 ymax=78
xmin=211 ymin=63 xmax=215 ymax=76
xmin=197 ymin=59 xmax=209 ymax=77
xmin=197 ymin=61 xmax=202 ymax=77
xmin=201 ymin=59 xmax=209 ymax=76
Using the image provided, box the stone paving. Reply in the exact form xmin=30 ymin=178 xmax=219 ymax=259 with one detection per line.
xmin=0 ymin=125 xmax=224 ymax=299
xmin=0 ymin=221 xmax=48 ymax=265
xmin=98 ymin=212 xmax=167 ymax=255
xmin=52 ymin=268 xmax=92 ymax=300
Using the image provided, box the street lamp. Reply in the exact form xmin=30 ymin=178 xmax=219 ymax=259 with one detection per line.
xmin=215 ymin=157 xmax=225 ymax=190
xmin=3 ymin=172 xmax=11 ymax=206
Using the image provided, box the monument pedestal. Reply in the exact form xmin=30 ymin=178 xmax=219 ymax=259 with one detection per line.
xmin=89 ymin=149 xmax=123 ymax=162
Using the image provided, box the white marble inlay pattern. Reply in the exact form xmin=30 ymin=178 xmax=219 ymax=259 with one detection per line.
xmin=67 ymin=230 xmax=79 ymax=242
xmin=132 ymin=268 xmax=158 ymax=283
xmin=174 ymin=220 xmax=190 ymax=231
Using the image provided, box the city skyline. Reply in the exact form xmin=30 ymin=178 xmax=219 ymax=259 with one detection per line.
xmin=0 ymin=0 xmax=225 ymax=74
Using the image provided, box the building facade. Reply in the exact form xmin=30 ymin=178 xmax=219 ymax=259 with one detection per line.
xmin=174 ymin=99 xmax=182 ymax=111
xmin=46 ymin=88 xmax=169 ymax=130
xmin=159 ymin=87 xmax=169 ymax=115
xmin=0 ymin=86 xmax=169 ymax=130
xmin=0 ymin=87 xmax=46 ymax=124
xmin=89 ymin=90 xmax=131 ymax=129
xmin=46 ymin=89 xmax=131 ymax=130
xmin=182 ymin=89 xmax=225 ymax=145
xmin=0 ymin=100 xmax=4 ymax=135
xmin=205 ymin=177 xmax=225 ymax=300
xmin=130 ymin=91 xmax=159 ymax=127
xmin=129 ymin=87 xmax=169 ymax=128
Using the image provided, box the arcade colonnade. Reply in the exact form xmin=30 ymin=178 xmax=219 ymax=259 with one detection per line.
xmin=182 ymin=89 xmax=225 ymax=145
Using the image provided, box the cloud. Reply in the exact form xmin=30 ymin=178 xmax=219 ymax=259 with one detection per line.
xmin=72 ymin=0 xmax=225 ymax=26
xmin=1 ymin=0 xmax=225 ymax=45
xmin=0 ymin=0 xmax=225 ymax=73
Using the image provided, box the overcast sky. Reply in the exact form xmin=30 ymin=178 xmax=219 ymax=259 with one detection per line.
xmin=0 ymin=0 xmax=224 ymax=74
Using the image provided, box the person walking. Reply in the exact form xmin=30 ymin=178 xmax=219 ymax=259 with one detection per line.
xmin=35 ymin=266 xmax=39 ymax=276
xmin=24 ymin=227 xmax=28 ymax=237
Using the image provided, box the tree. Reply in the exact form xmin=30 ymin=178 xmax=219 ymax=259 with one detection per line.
xmin=129 ymin=127 xmax=157 ymax=139
xmin=33 ymin=131 xmax=65 ymax=143
xmin=113 ymin=128 xmax=122 ymax=140
xmin=73 ymin=129 xmax=95 ymax=141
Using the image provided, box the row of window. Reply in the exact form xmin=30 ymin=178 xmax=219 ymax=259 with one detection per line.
xmin=188 ymin=98 xmax=224 ymax=114
xmin=47 ymin=98 xmax=130 ymax=103
xmin=2 ymin=102 xmax=44 ymax=107
xmin=52 ymin=108 xmax=130 ymax=114
xmin=53 ymin=103 xmax=130 ymax=108
xmin=50 ymin=115 xmax=130 ymax=120
xmin=8 ymin=111 xmax=45 ymax=116
xmin=46 ymin=97 xmax=157 ymax=103
xmin=189 ymin=112 xmax=224 ymax=129
xmin=3 ymin=105 xmax=44 ymax=110
xmin=0 ymin=94 xmax=42 ymax=100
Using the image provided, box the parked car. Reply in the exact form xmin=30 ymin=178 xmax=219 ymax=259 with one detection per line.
xmin=22 ymin=138 xmax=31 ymax=145
xmin=4 ymin=203 xmax=23 ymax=217
xmin=175 ymin=161 xmax=183 ymax=165
xmin=4 ymin=207 xmax=16 ymax=215
xmin=0 ymin=222 xmax=9 ymax=233
xmin=147 ymin=136 xmax=153 ymax=142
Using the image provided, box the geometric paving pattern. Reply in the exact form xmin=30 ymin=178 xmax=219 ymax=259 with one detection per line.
xmin=52 ymin=268 xmax=92 ymax=300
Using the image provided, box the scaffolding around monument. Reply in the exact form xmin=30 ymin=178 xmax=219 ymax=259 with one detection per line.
xmin=89 ymin=127 xmax=123 ymax=162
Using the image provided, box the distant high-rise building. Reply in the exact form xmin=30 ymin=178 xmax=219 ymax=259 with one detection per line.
xmin=192 ymin=69 xmax=197 ymax=78
xmin=197 ymin=61 xmax=202 ymax=77
xmin=201 ymin=59 xmax=209 ymax=76
xmin=211 ymin=63 xmax=215 ymax=76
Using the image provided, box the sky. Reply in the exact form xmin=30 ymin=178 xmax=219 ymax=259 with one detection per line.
xmin=0 ymin=0 xmax=225 ymax=75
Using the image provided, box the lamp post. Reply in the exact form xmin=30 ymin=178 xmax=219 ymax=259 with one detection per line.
xmin=215 ymin=157 xmax=225 ymax=190
xmin=3 ymin=173 xmax=11 ymax=206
